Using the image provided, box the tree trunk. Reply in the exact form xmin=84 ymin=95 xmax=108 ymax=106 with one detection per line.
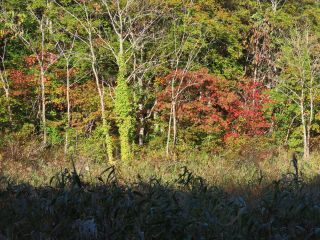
xmin=138 ymin=104 xmax=145 ymax=146
xmin=64 ymin=60 xmax=71 ymax=155
xmin=137 ymin=55 xmax=145 ymax=146
xmin=89 ymin=36 xmax=113 ymax=162
xmin=5 ymin=89 xmax=12 ymax=123
xmin=300 ymin=100 xmax=310 ymax=160
xmin=39 ymin=20 xmax=47 ymax=146
xmin=172 ymin=101 xmax=177 ymax=149
xmin=93 ymin=62 xmax=113 ymax=162
xmin=166 ymin=105 xmax=173 ymax=157
xmin=306 ymin=125 xmax=311 ymax=159
xmin=1 ymin=81 xmax=12 ymax=124
xmin=40 ymin=67 xmax=47 ymax=145
xmin=302 ymin=123 xmax=310 ymax=160
xmin=115 ymin=49 xmax=132 ymax=161
xmin=0 ymin=41 xmax=12 ymax=124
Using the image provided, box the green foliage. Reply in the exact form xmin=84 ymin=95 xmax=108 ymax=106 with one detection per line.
xmin=1 ymin=0 xmax=320 ymax=159
xmin=79 ymin=126 xmax=113 ymax=164
xmin=0 ymin=96 xmax=11 ymax=128
xmin=18 ymin=123 xmax=36 ymax=138
xmin=275 ymin=28 xmax=320 ymax=156
xmin=288 ymin=128 xmax=304 ymax=151
xmin=47 ymin=125 xmax=63 ymax=145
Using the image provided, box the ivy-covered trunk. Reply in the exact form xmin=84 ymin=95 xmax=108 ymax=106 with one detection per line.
xmin=115 ymin=49 xmax=133 ymax=161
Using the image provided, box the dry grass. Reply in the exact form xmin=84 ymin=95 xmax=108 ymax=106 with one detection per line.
xmin=1 ymin=139 xmax=320 ymax=239
xmin=1 ymin=161 xmax=320 ymax=239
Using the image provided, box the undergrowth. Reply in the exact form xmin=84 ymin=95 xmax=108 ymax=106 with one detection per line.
xmin=1 ymin=139 xmax=320 ymax=239
xmin=1 ymin=162 xmax=320 ymax=239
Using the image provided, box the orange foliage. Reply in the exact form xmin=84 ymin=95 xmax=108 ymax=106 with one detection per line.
xmin=70 ymin=81 xmax=101 ymax=131
xmin=9 ymin=70 xmax=36 ymax=97
xmin=157 ymin=69 xmax=270 ymax=141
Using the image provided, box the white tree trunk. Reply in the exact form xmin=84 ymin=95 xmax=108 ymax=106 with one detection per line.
xmin=300 ymin=99 xmax=310 ymax=160
xmin=40 ymin=66 xmax=47 ymax=145
xmin=64 ymin=59 xmax=71 ymax=154
xmin=89 ymin=35 xmax=113 ymax=162
xmin=166 ymin=105 xmax=173 ymax=156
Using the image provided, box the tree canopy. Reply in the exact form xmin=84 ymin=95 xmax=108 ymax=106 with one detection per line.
xmin=0 ymin=0 xmax=320 ymax=160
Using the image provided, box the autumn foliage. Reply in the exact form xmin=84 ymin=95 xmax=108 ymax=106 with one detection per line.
xmin=157 ymin=69 xmax=270 ymax=142
xmin=9 ymin=69 xmax=36 ymax=97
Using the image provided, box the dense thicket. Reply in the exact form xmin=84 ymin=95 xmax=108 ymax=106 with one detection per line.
xmin=0 ymin=0 xmax=320 ymax=161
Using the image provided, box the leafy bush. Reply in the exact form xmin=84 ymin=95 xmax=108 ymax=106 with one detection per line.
xmin=47 ymin=125 xmax=64 ymax=146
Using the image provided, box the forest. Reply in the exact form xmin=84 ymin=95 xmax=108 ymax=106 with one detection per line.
xmin=1 ymin=0 xmax=320 ymax=239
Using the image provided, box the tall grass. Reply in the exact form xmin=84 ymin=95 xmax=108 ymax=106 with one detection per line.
xmin=1 ymin=160 xmax=320 ymax=239
xmin=1 ymin=137 xmax=320 ymax=239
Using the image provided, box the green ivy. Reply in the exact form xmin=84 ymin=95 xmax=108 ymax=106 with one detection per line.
xmin=115 ymin=53 xmax=133 ymax=161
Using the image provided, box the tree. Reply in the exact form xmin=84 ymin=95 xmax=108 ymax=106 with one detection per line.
xmin=100 ymin=0 xmax=163 ymax=161
xmin=54 ymin=0 xmax=114 ymax=161
xmin=157 ymin=69 xmax=270 ymax=150
xmin=155 ymin=1 xmax=207 ymax=155
xmin=3 ymin=0 xmax=59 ymax=145
xmin=0 ymin=29 xmax=12 ymax=125
xmin=56 ymin=33 xmax=77 ymax=155
xmin=246 ymin=16 xmax=276 ymax=85
xmin=276 ymin=28 xmax=320 ymax=160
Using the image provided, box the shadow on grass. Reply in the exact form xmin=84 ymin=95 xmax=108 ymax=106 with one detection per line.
xmin=1 ymin=166 xmax=320 ymax=240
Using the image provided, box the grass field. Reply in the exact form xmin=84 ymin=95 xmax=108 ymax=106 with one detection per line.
xmin=1 ymin=143 xmax=320 ymax=239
